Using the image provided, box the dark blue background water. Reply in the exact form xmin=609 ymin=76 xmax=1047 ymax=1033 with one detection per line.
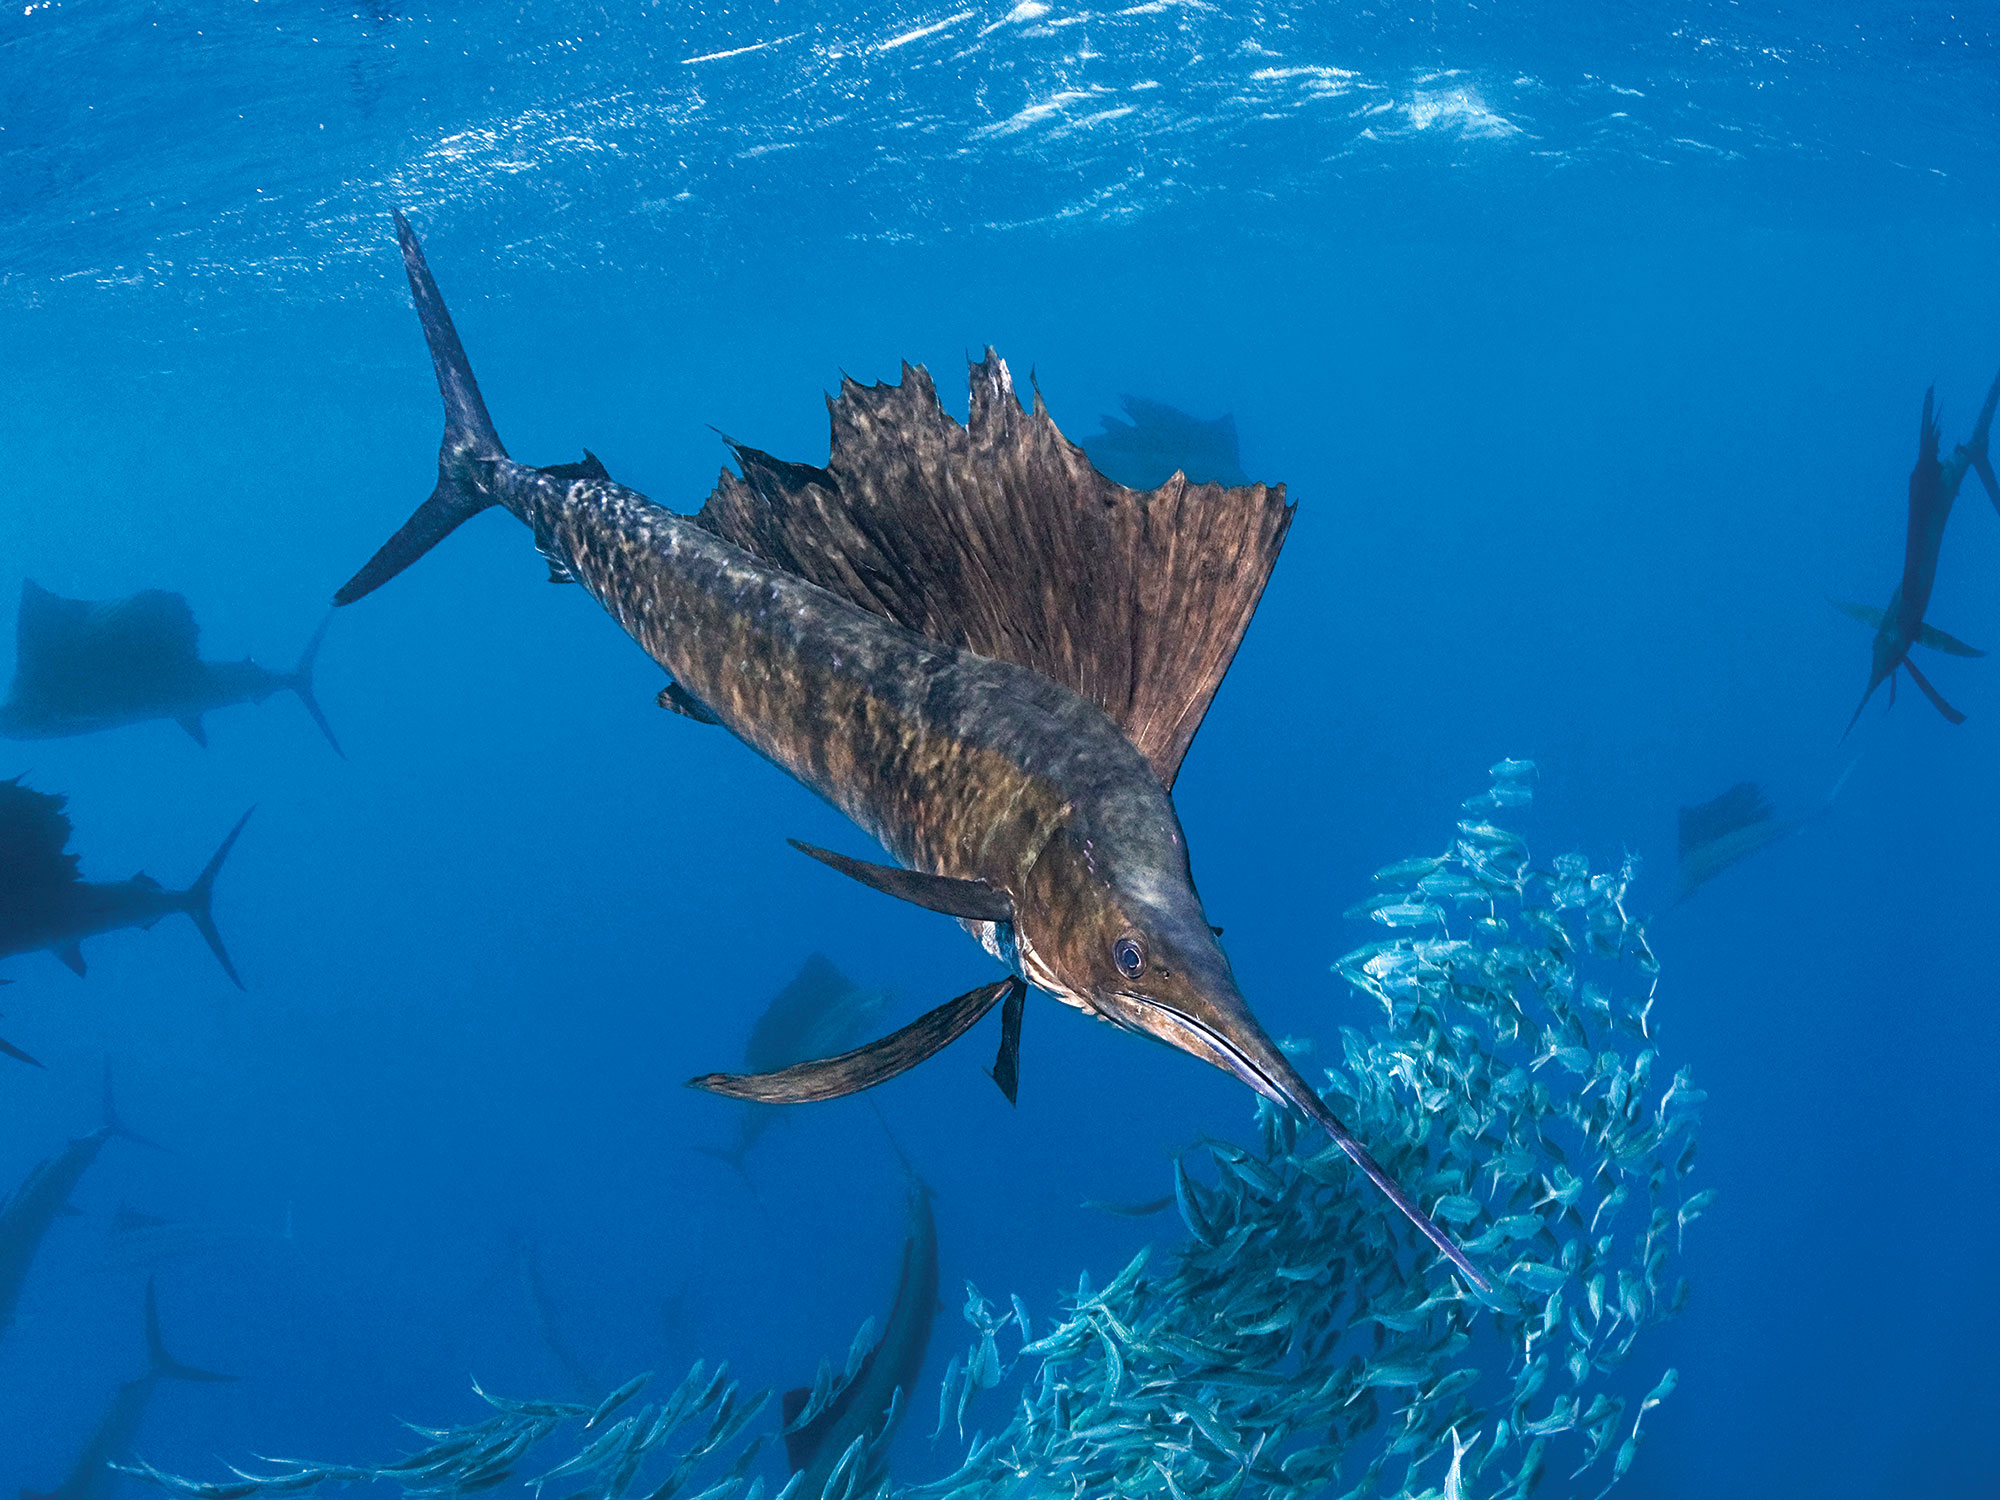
xmin=3 ymin=3 xmax=1997 ymax=1495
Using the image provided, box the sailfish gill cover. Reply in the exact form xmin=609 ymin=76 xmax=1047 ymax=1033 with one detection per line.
xmin=2 ymin=4 xmax=1996 ymax=1500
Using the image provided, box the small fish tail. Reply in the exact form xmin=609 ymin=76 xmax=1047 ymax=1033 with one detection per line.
xmin=181 ymin=809 xmax=254 ymax=990
xmin=1967 ymin=366 xmax=2000 ymax=513
xmin=145 ymin=1276 xmax=235 ymax=1384
xmin=290 ymin=615 xmax=344 ymax=758
xmin=691 ymin=1141 xmax=754 ymax=1181
xmin=333 ymin=212 xmax=507 ymax=607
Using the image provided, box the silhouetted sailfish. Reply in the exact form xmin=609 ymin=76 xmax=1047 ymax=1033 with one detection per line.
xmin=1834 ymin=370 xmax=2000 ymax=733
xmin=1 ymin=1067 xmax=157 ymax=1343
xmin=334 ymin=213 xmax=1489 ymax=1290
xmin=0 ymin=582 xmax=341 ymax=755
xmin=781 ymin=1174 xmax=938 ymax=1499
xmin=0 ymin=779 xmax=251 ymax=989
xmin=27 ymin=1278 xmax=233 ymax=1500
xmin=692 ymin=953 xmax=891 ymax=1178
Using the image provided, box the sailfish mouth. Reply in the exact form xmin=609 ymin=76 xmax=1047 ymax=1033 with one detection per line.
xmin=1125 ymin=993 xmax=1493 ymax=1293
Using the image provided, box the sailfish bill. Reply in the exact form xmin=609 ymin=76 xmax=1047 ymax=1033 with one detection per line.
xmin=690 ymin=977 xmax=1023 ymax=1104
xmin=341 ymin=212 xmax=1490 ymax=1290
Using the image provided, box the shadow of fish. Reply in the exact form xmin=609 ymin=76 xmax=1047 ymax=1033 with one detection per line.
xmin=782 ymin=1175 xmax=938 ymax=1500
xmin=331 ymin=214 xmax=1486 ymax=1289
xmin=92 ymin=1201 xmax=295 ymax=1275
xmin=2 ymin=1068 xmax=156 ymax=1343
xmin=26 ymin=1277 xmax=233 ymax=1500
xmin=692 ymin=954 xmax=891 ymax=1178
xmin=1834 ymin=370 xmax=2000 ymax=732
xmin=0 ymin=582 xmax=341 ymax=755
xmin=1079 ymin=395 xmax=1250 ymax=489
xmin=517 ymin=1239 xmax=603 ymax=1403
xmin=0 ymin=779 xmax=251 ymax=989
xmin=1674 ymin=783 xmax=1798 ymax=904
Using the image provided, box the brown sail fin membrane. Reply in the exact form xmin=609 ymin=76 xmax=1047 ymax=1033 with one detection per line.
xmin=693 ymin=355 xmax=1294 ymax=789
xmin=788 ymin=839 xmax=1013 ymax=922
xmin=688 ymin=977 xmax=1022 ymax=1104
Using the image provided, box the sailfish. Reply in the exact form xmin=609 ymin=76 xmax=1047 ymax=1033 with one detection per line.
xmin=333 ymin=213 xmax=1488 ymax=1289
xmin=0 ymin=778 xmax=251 ymax=990
xmin=0 ymin=582 xmax=341 ymax=755
xmin=1834 ymin=370 xmax=2000 ymax=733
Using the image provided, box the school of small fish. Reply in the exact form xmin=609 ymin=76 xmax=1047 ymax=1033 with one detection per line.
xmin=121 ymin=760 xmax=1703 ymax=1500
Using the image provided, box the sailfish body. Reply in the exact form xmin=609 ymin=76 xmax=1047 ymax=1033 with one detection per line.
xmin=1836 ymin=372 xmax=2000 ymax=732
xmin=0 ymin=582 xmax=340 ymax=755
xmin=337 ymin=213 xmax=1487 ymax=1288
xmin=0 ymin=780 xmax=250 ymax=990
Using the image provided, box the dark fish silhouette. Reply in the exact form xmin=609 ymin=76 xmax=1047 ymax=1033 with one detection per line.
xmin=334 ymin=214 xmax=1486 ymax=1289
xmin=693 ymin=954 xmax=891 ymax=1177
xmin=781 ymin=1176 xmax=937 ymax=1499
xmin=26 ymin=1277 xmax=233 ymax=1500
xmin=1675 ymin=783 xmax=1796 ymax=903
xmin=518 ymin=1240 xmax=601 ymax=1401
xmin=0 ymin=581 xmax=341 ymax=755
xmin=1079 ymin=395 xmax=1250 ymax=489
xmin=1 ymin=1069 xmax=153 ymax=1343
xmin=1835 ymin=371 xmax=2000 ymax=733
xmin=0 ymin=778 xmax=252 ymax=990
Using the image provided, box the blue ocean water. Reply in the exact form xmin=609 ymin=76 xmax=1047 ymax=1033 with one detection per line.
xmin=2 ymin=1 xmax=1997 ymax=1495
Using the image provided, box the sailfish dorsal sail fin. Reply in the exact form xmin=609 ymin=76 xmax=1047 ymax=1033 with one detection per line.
xmin=693 ymin=353 xmax=1293 ymax=789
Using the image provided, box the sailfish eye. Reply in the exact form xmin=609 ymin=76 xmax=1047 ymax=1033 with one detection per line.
xmin=1112 ymin=934 xmax=1146 ymax=980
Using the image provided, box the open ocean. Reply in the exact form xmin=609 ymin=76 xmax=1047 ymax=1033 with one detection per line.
xmin=3 ymin=3 xmax=1997 ymax=1497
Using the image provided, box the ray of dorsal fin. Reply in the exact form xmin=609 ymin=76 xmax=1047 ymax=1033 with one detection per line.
xmin=692 ymin=353 xmax=1294 ymax=790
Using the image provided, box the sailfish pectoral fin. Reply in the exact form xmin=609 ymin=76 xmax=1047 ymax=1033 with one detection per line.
xmin=0 ymin=1033 xmax=44 ymax=1068
xmin=1902 ymin=656 xmax=1967 ymax=724
xmin=787 ymin=840 xmax=1014 ymax=923
xmin=1914 ymin=621 xmax=1986 ymax=658
xmin=688 ymin=976 xmax=1023 ymax=1104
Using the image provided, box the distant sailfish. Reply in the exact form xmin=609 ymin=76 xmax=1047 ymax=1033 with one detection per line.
xmin=334 ymin=214 xmax=1489 ymax=1289
xmin=1675 ymin=783 xmax=1796 ymax=904
xmin=0 ymin=778 xmax=252 ymax=992
xmin=1 ymin=1069 xmax=153 ymax=1343
xmin=781 ymin=1175 xmax=937 ymax=1499
xmin=0 ymin=581 xmax=341 ymax=755
xmin=1079 ymin=395 xmax=1250 ymax=490
xmin=1833 ymin=370 xmax=2000 ymax=733
xmin=26 ymin=1277 xmax=233 ymax=1500
xmin=693 ymin=954 xmax=890 ymax=1177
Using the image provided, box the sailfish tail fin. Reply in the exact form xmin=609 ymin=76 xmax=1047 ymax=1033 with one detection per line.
xmin=290 ymin=615 xmax=344 ymax=758
xmin=145 ymin=1277 xmax=235 ymax=1383
xmin=333 ymin=212 xmax=508 ymax=607
xmin=1966 ymin=366 xmax=2000 ymax=515
xmin=181 ymin=810 xmax=254 ymax=990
